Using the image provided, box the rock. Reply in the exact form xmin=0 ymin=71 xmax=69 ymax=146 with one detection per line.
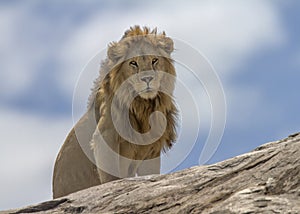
xmin=4 ymin=133 xmax=300 ymax=213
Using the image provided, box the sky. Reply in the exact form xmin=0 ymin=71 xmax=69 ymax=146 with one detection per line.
xmin=1 ymin=0 xmax=300 ymax=210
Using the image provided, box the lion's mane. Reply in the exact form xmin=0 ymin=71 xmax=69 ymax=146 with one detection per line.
xmin=89 ymin=26 xmax=177 ymax=152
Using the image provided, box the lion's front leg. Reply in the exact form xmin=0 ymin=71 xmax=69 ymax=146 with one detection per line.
xmin=91 ymin=128 xmax=120 ymax=184
xmin=137 ymin=154 xmax=161 ymax=176
xmin=119 ymin=142 xmax=138 ymax=178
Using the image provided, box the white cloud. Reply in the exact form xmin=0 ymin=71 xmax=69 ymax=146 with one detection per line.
xmin=0 ymin=3 xmax=62 ymax=99
xmin=0 ymin=5 xmax=34 ymax=97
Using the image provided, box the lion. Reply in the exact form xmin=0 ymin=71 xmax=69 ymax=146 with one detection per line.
xmin=52 ymin=26 xmax=177 ymax=198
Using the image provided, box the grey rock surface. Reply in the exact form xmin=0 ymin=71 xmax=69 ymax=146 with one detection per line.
xmin=4 ymin=133 xmax=300 ymax=213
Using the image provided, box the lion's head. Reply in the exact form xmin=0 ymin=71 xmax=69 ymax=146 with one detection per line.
xmin=105 ymin=26 xmax=176 ymax=100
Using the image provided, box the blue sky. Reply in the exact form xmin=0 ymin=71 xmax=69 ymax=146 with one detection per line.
xmin=1 ymin=0 xmax=300 ymax=210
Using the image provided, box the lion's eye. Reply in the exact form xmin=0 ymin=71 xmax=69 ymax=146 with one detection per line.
xmin=152 ymin=58 xmax=158 ymax=65
xmin=129 ymin=60 xmax=138 ymax=67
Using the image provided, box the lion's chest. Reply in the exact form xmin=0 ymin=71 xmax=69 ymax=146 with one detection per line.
xmin=120 ymin=140 xmax=162 ymax=160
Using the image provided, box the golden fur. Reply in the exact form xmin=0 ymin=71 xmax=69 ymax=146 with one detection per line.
xmin=52 ymin=26 xmax=177 ymax=198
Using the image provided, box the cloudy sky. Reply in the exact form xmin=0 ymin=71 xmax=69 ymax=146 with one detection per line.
xmin=1 ymin=0 xmax=300 ymax=210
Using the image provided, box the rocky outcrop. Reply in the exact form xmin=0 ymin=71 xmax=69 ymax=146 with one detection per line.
xmin=5 ymin=133 xmax=300 ymax=213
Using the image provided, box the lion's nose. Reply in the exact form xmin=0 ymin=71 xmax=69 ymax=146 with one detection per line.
xmin=141 ymin=76 xmax=153 ymax=84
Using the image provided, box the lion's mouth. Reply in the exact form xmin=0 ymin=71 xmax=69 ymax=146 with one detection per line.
xmin=137 ymin=87 xmax=158 ymax=99
xmin=140 ymin=87 xmax=155 ymax=93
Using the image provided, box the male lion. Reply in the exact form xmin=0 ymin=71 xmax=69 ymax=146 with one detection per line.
xmin=52 ymin=26 xmax=177 ymax=198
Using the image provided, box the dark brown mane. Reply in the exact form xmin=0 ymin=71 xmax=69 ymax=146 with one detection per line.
xmin=88 ymin=26 xmax=177 ymax=151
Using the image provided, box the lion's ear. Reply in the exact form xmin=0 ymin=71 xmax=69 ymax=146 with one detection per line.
xmin=107 ymin=42 xmax=124 ymax=62
xmin=158 ymin=37 xmax=174 ymax=54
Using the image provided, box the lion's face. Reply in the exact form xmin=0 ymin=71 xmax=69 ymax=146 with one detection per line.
xmin=106 ymin=30 xmax=175 ymax=101
xmin=120 ymin=55 xmax=170 ymax=99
